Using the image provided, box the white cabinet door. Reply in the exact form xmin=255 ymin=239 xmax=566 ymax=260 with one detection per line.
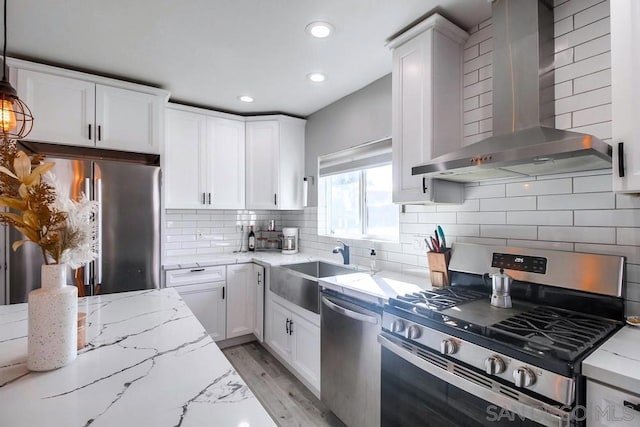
xmin=165 ymin=109 xmax=207 ymax=209
xmin=178 ymin=282 xmax=226 ymax=341
xmin=389 ymin=16 xmax=467 ymax=204
xmin=587 ymin=380 xmax=640 ymax=426
xmin=267 ymin=298 xmax=292 ymax=361
xmin=15 ymin=68 xmax=95 ymax=147
xmin=95 ymin=85 xmax=160 ymax=154
xmin=611 ymin=0 xmax=640 ymax=193
xmin=246 ymin=121 xmax=279 ymax=209
xmin=290 ymin=312 xmax=321 ymax=391
xmin=254 ymin=264 xmax=265 ymax=342
xmin=392 ymin=33 xmax=429 ymax=204
xmin=208 ymin=117 xmax=246 ymax=209
xmin=226 ymin=264 xmax=256 ymax=339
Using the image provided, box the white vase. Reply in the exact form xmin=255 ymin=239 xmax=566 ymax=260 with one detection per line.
xmin=27 ymin=264 xmax=78 ymax=371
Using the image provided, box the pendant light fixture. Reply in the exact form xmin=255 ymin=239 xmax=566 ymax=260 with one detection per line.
xmin=0 ymin=0 xmax=32 ymax=140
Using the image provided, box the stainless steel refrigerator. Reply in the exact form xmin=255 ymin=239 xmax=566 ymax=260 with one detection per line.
xmin=8 ymin=143 xmax=160 ymax=303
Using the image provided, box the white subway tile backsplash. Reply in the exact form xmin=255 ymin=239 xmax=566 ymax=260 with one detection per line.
xmin=574 ymin=34 xmax=610 ymax=61
xmin=574 ymin=1 xmax=609 ymax=28
xmin=555 ymin=81 xmax=573 ymax=99
xmin=463 ymin=45 xmax=479 ymax=62
xmin=573 ymin=174 xmax=612 ymax=193
xmin=479 ymin=92 xmax=492 ymax=107
xmin=555 ymin=0 xmax=604 ymax=21
xmin=479 ymin=197 xmax=537 ymax=211
xmin=457 ymin=212 xmax=506 ymax=225
xmin=555 ymin=16 xmax=574 ymax=37
xmin=538 ymin=193 xmax=615 ymax=210
xmin=466 ymin=24 xmax=492 ymax=47
xmin=570 ymin=121 xmax=611 ymax=140
xmin=539 ymin=226 xmax=615 ymax=244
xmin=478 ymin=65 xmax=492 ymax=81
xmin=555 ymin=86 xmax=610 ymax=115
xmin=463 ymin=52 xmax=492 ymax=75
xmin=555 ymin=16 xmax=609 ymax=53
xmin=465 ymin=78 xmax=493 ymax=98
xmin=573 ymin=69 xmax=610 ymax=94
xmin=575 ymin=244 xmax=640 ymax=264
xmin=436 ymin=199 xmax=480 ymax=212
xmin=506 ymin=179 xmax=572 ymax=196
xmin=481 ymin=225 xmax=538 ymax=240
xmin=555 ymin=52 xmax=610 ymax=83
xmin=464 ymin=97 xmax=480 ymax=111
xmin=465 ymin=183 xmax=505 ymax=199
xmin=555 ymin=113 xmax=572 ymax=129
xmin=464 ymin=71 xmax=479 ymax=87
xmin=479 ymin=39 xmax=492 ymax=55
xmin=616 ymin=194 xmax=640 ymax=209
xmin=464 ymin=122 xmax=479 ymax=136
xmin=617 ymin=228 xmax=640 ymax=246
xmin=507 ymin=211 xmax=573 ymax=225
xmin=506 ymin=239 xmax=574 ymax=252
xmin=464 ymin=105 xmax=492 ymax=124
xmin=575 ymin=210 xmax=640 ymax=227
xmin=555 ymin=48 xmax=574 ymax=68
xmin=417 ymin=212 xmax=457 ymax=224
xmin=572 ymin=104 xmax=611 ymax=127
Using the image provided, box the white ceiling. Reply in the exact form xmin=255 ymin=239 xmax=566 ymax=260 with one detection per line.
xmin=5 ymin=0 xmax=491 ymax=117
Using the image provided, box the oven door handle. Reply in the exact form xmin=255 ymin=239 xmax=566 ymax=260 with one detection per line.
xmin=378 ymin=333 xmax=569 ymax=427
xmin=322 ymin=296 xmax=379 ymax=324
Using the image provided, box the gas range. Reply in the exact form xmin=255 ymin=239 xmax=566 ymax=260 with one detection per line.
xmin=379 ymin=243 xmax=625 ymax=427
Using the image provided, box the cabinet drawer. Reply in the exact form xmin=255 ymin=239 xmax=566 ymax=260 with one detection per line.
xmin=587 ymin=380 xmax=640 ymax=426
xmin=166 ymin=266 xmax=226 ymax=286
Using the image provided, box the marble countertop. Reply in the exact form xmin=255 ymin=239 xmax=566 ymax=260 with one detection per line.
xmin=583 ymin=325 xmax=640 ymax=393
xmin=0 ymin=288 xmax=274 ymax=427
xmin=163 ymin=252 xmax=432 ymax=302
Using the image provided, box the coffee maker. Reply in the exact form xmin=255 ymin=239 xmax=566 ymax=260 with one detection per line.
xmin=282 ymin=227 xmax=299 ymax=254
xmin=489 ymin=268 xmax=512 ymax=308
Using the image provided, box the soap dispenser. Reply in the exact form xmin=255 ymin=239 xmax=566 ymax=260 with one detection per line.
xmin=369 ymin=249 xmax=377 ymax=274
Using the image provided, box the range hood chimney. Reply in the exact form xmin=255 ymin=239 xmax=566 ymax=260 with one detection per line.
xmin=411 ymin=0 xmax=612 ymax=182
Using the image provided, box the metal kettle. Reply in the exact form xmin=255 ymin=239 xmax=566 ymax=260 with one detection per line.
xmin=485 ymin=268 xmax=513 ymax=308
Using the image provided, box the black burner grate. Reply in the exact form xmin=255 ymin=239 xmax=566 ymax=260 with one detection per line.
xmin=486 ymin=306 xmax=619 ymax=361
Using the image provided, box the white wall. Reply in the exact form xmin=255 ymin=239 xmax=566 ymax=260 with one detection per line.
xmin=301 ymin=0 xmax=640 ymax=315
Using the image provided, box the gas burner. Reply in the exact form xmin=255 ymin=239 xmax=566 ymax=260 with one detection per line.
xmin=393 ymin=287 xmax=485 ymax=312
xmin=487 ymin=307 xmax=620 ymax=361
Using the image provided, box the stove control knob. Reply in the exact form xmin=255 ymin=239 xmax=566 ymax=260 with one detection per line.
xmin=405 ymin=325 xmax=421 ymax=340
xmin=484 ymin=356 xmax=506 ymax=375
xmin=390 ymin=319 xmax=405 ymax=333
xmin=513 ymin=367 xmax=536 ymax=388
xmin=440 ymin=339 xmax=457 ymax=355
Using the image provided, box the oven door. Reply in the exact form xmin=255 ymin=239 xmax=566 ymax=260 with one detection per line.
xmin=379 ymin=333 xmax=572 ymax=427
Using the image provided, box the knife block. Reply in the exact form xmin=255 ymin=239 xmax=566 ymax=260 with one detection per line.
xmin=427 ymin=250 xmax=451 ymax=288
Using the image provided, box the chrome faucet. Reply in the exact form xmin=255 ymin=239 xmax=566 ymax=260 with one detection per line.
xmin=332 ymin=240 xmax=350 ymax=265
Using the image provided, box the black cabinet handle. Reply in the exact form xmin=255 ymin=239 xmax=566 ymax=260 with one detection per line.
xmin=189 ymin=268 xmax=205 ymax=273
xmin=202 ymin=193 xmax=206 ymax=204
xmin=618 ymin=142 xmax=625 ymax=178
xmin=624 ymin=400 xmax=640 ymax=412
xmin=222 ymin=286 xmax=225 ymax=300
xmin=257 ymin=272 xmax=262 ymax=285
xmin=289 ymin=319 xmax=293 ymax=335
xmin=98 ymin=125 xmax=102 ymax=141
xmin=88 ymin=124 xmax=92 ymax=140
xmin=422 ymin=177 xmax=428 ymax=194
xmin=208 ymin=192 xmax=212 ymax=205
xmin=285 ymin=318 xmax=290 ymax=334
xmin=274 ymin=193 xmax=277 ymax=206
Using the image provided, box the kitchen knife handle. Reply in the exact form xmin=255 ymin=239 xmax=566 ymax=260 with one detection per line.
xmin=88 ymin=124 xmax=92 ymax=140
xmin=618 ymin=142 xmax=625 ymax=178
xmin=422 ymin=177 xmax=428 ymax=194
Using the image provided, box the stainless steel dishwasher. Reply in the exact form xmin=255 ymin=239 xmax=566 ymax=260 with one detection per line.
xmin=321 ymin=288 xmax=382 ymax=427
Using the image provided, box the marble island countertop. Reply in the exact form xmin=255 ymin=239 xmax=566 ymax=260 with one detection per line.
xmin=583 ymin=325 xmax=640 ymax=393
xmin=0 ymin=288 xmax=274 ymax=427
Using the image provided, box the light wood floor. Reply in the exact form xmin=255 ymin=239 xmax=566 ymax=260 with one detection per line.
xmin=223 ymin=342 xmax=345 ymax=427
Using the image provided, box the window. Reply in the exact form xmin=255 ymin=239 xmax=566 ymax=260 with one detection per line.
xmin=318 ymin=139 xmax=399 ymax=241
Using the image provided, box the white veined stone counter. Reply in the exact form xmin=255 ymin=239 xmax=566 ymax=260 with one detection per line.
xmin=0 ymin=288 xmax=275 ymax=427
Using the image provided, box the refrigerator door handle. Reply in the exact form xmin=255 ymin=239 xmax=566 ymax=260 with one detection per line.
xmin=83 ymin=178 xmax=92 ymax=287
xmin=96 ymin=177 xmax=103 ymax=287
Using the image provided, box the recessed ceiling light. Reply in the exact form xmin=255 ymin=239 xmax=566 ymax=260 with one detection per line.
xmin=308 ymin=73 xmax=326 ymax=83
xmin=306 ymin=21 xmax=333 ymax=38
xmin=238 ymin=95 xmax=254 ymax=103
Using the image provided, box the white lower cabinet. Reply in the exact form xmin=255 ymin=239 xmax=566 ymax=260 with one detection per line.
xmin=587 ymin=380 xmax=640 ymax=426
xmin=179 ymin=282 xmax=226 ymax=341
xmin=266 ymin=294 xmax=321 ymax=394
xmin=165 ymin=266 xmax=227 ymax=341
xmin=227 ymin=263 xmax=263 ymax=339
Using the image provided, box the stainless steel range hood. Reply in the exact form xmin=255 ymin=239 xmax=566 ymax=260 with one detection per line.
xmin=412 ymin=0 xmax=612 ymax=182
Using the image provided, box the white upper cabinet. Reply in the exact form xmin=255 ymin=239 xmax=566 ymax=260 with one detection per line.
xmin=611 ymin=0 xmax=640 ymax=193
xmin=245 ymin=116 xmax=306 ymax=210
xmin=165 ymin=104 xmax=245 ymax=210
xmin=388 ymin=14 xmax=468 ymax=204
xmin=9 ymin=58 xmax=168 ymax=154
xmin=95 ymin=85 xmax=161 ymax=154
